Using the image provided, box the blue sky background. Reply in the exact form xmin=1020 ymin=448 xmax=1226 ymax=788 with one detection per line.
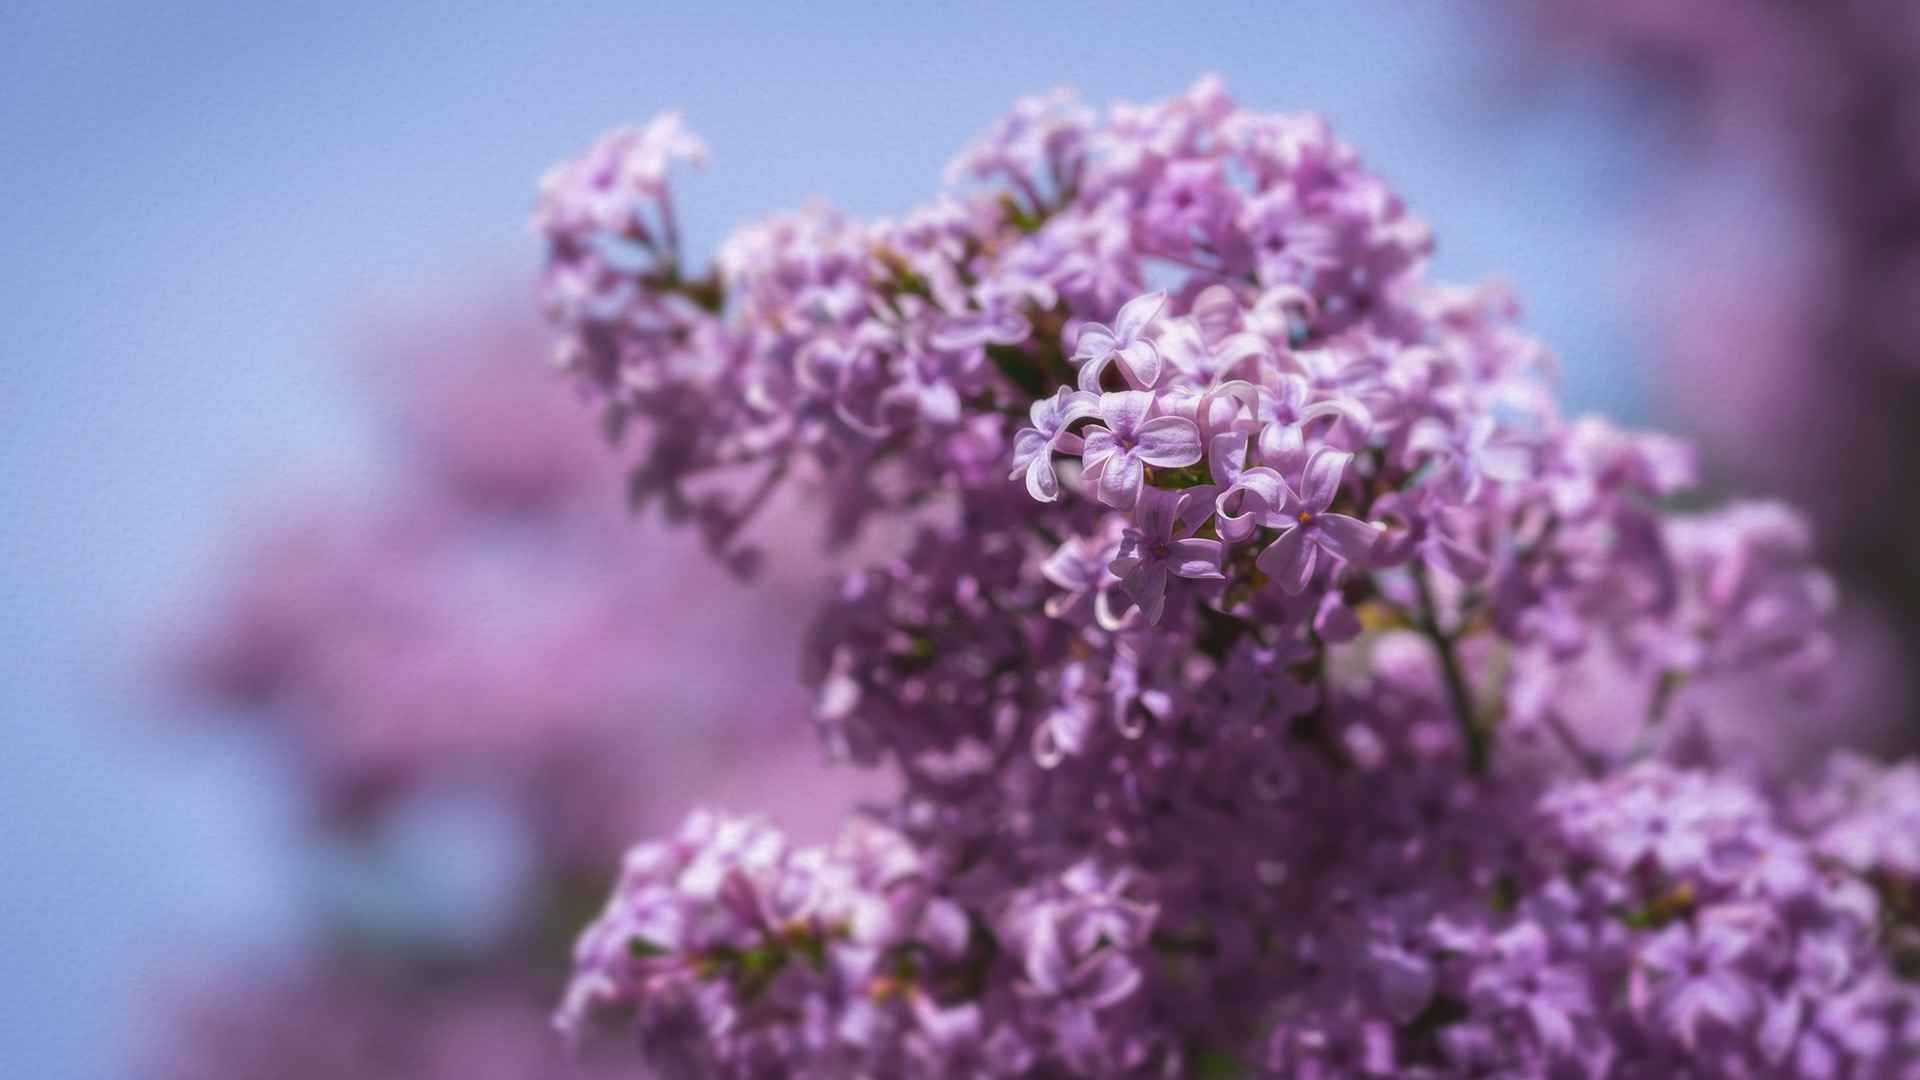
xmin=0 ymin=4 xmax=1656 ymax=1075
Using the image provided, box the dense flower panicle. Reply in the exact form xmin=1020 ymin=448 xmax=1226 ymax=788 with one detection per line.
xmin=535 ymin=112 xmax=707 ymax=248
xmin=564 ymin=762 xmax=1920 ymax=1077
xmin=1796 ymin=755 xmax=1920 ymax=883
xmin=560 ymin=811 xmax=999 ymax=1077
xmin=540 ymin=80 xmax=1919 ymax=1076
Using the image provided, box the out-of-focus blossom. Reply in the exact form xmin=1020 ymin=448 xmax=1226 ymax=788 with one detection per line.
xmin=154 ymin=303 xmax=875 ymax=1078
xmin=1503 ymin=0 xmax=1920 ymax=738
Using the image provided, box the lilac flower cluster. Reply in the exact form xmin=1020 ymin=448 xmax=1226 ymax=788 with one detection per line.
xmin=542 ymin=81 xmax=1920 ymax=1075
xmin=565 ymin=753 xmax=1920 ymax=1076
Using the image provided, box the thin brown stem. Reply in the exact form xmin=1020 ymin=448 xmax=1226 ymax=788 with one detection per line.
xmin=1410 ymin=562 xmax=1488 ymax=774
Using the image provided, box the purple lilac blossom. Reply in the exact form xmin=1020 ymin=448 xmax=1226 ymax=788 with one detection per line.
xmin=1009 ymin=387 xmax=1098 ymax=502
xmin=1109 ymin=486 xmax=1224 ymax=624
xmin=1078 ymin=390 xmax=1205 ymax=511
xmin=1072 ymin=289 xmax=1167 ymax=391
xmin=538 ymin=81 xmax=1920 ymax=1076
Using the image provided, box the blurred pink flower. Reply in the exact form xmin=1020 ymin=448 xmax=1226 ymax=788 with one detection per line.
xmin=154 ymin=299 xmax=882 ymax=1077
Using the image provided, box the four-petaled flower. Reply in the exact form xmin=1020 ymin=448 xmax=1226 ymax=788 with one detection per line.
xmin=1406 ymin=414 xmax=1532 ymax=502
xmin=1253 ymin=448 xmax=1378 ymax=594
xmin=1468 ymin=923 xmax=1594 ymax=1056
xmin=1041 ymin=529 xmax=1137 ymax=630
xmin=1638 ymin=921 xmax=1758 ymax=1050
xmin=1080 ymin=391 xmax=1204 ymax=510
xmin=1073 ymin=290 xmax=1167 ymax=391
xmin=1110 ymin=488 xmax=1224 ymax=624
xmin=1019 ymin=905 xmax=1144 ymax=1012
xmin=1011 ymin=387 xmax=1100 ymax=501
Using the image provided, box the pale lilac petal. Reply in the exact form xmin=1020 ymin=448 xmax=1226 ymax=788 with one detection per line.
xmin=1080 ymin=951 xmax=1144 ymax=1010
xmin=1229 ymin=466 xmax=1291 ymax=512
xmin=1304 ymin=397 xmax=1370 ymax=441
xmin=1028 ymin=388 xmax=1064 ymax=430
xmin=1215 ymin=466 xmax=1290 ymax=542
xmin=1155 ymin=317 xmax=1209 ymax=375
xmin=1258 ymin=421 xmax=1308 ymax=476
xmin=1096 ymin=452 xmax=1143 ymax=510
xmin=1213 ymin=331 xmax=1270 ymax=370
xmin=1757 ymin=995 xmax=1803 ymax=1065
xmin=1010 ymin=428 xmax=1049 ymax=479
xmin=1168 ymin=538 xmax=1225 ymax=580
xmin=1208 ymin=430 xmax=1248 ymax=488
xmin=1031 ymin=715 xmax=1075 ymax=768
xmin=795 ymin=341 xmax=846 ymax=396
xmin=1133 ymin=416 xmax=1203 ymax=468
xmin=1189 ymin=283 xmax=1239 ymax=334
xmin=1134 ymin=489 xmax=1179 ymax=541
xmin=1043 ymin=590 xmax=1091 ymax=622
xmin=1299 ymin=448 xmax=1352 ymax=514
xmin=1041 ymin=546 xmax=1099 ymax=592
xmin=1427 ymin=533 xmax=1489 ymax=583
xmin=987 ymin=308 xmax=1031 ymax=344
xmin=1098 ymin=391 xmax=1153 ymax=437
xmin=1026 ymin=454 xmax=1061 ymax=502
xmin=1023 ymin=921 xmax=1074 ymax=993
xmin=917 ymin=380 xmax=961 ymax=425
xmin=1529 ymin=1002 xmax=1576 ymax=1056
xmin=1212 ymin=515 xmax=1258 ymax=546
xmin=1478 ymin=444 xmax=1532 ymax=484
xmin=1094 ymin=587 xmax=1138 ymax=632
xmin=1314 ymin=513 xmax=1377 ymax=564
xmin=1122 ymin=562 xmax=1170 ymax=624
xmin=1079 ymin=429 xmax=1119 ymax=477
xmin=1199 ymin=382 xmax=1258 ymax=442
xmin=1113 ymin=290 xmax=1167 ymax=342
xmin=1058 ymin=389 xmax=1101 ymax=428
xmin=1267 ymin=373 xmax=1307 ymax=416
xmin=1070 ymin=322 xmax=1118 ymax=362
xmin=835 ymin=398 xmax=891 ymax=438
xmin=1700 ymin=925 xmax=1750 ymax=966
xmin=1172 ymin=485 xmax=1218 ymax=534
xmin=931 ymin=310 xmax=1028 ymax=351
xmin=1404 ymin=418 xmax=1455 ymax=458
xmin=1116 ymin=339 xmax=1162 ymax=388
xmin=1076 ymin=355 xmax=1111 ymax=393
xmin=1371 ymin=945 xmax=1435 ymax=1023
xmin=1257 ymin=527 xmax=1317 ymax=594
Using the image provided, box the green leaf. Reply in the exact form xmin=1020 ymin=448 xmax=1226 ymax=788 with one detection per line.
xmin=987 ymin=343 xmax=1054 ymax=402
xmin=1189 ymin=1045 xmax=1254 ymax=1079
xmin=1145 ymin=463 xmax=1212 ymax=490
xmin=627 ymin=936 xmax=669 ymax=958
